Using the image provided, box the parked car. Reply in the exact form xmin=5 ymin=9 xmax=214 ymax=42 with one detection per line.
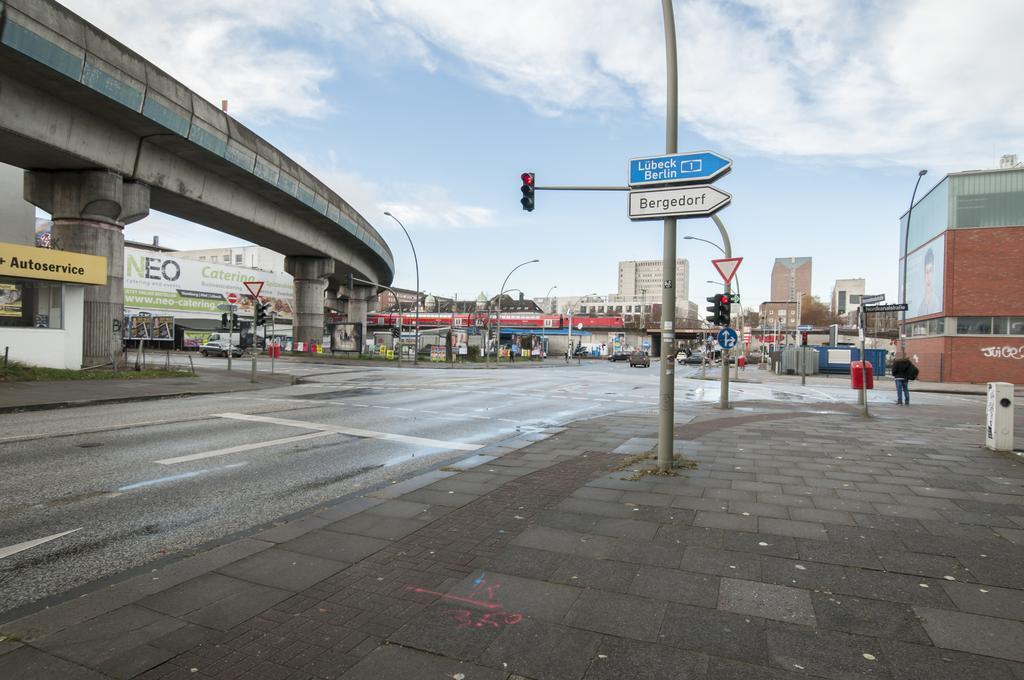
xmin=629 ymin=350 xmax=650 ymax=368
xmin=607 ymin=351 xmax=631 ymax=362
xmin=200 ymin=334 xmax=243 ymax=358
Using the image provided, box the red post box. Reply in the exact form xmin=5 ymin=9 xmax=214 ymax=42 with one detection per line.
xmin=850 ymin=360 xmax=874 ymax=389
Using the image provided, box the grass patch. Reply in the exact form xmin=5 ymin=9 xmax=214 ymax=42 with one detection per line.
xmin=612 ymin=451 xmax=699 ymax=480
xmin=439 ymin=466 xmax=465 ymax=473
xmin=0 ymin=361 xmax=192 ymax=382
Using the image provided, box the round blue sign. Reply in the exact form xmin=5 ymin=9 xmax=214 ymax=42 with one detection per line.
xmin=717 ymin=327 xmax=738 ymax=350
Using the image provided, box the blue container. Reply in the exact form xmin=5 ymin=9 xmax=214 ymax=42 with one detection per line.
xmin=817 ymin=346 xmax=887 ymax=376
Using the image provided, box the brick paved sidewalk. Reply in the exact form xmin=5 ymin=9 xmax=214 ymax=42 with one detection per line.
xmin=3 ymin=400 xmax=1024 ymax=679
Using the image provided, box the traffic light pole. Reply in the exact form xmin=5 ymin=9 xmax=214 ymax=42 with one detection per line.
xmin=656 ymin=0 xmax=678 ymax=474
xmin=712 ymin=215 xmax=733 ymax=411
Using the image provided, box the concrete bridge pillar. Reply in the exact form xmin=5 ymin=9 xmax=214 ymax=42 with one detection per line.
xmin=24 ymin=170 xmax=149 ymax=366
xmin=345 ymin=285 xmax=377 ymax=353
xmin=285 ymin=256 xmax=332 ymax=350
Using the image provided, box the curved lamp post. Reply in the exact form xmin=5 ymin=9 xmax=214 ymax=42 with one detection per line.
xmin=494 ymin=259 xmax=539 ymax=364
xmin=542 ymin=285 xmax=557 ymax=357
xmin=900 ymin=169 xmax=928 ymax=356
xmin=384 ymin=211 xmax=420 ymax=363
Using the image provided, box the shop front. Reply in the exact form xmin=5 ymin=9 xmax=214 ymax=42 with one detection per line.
xmin=0 ymin=240 xmax=106 ymax=369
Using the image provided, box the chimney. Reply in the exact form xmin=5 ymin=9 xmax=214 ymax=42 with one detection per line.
xmin=221 ymin=99 xmax=228 ymax=113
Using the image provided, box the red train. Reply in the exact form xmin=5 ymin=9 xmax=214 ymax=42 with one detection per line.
xmin=366 ymin=313 xmax=625 ymax=330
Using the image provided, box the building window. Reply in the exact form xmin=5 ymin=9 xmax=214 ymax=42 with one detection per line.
xmin=956 ymin=317 xmax=992 ymax=334
xmin=0 ymin=277 xmax=63 ymax=329
xmin=579 ymin=306 xmax=586 ymax=314
xmin=1011 ymin=318 xmax=1024 ymax=335
xmin=235 ymin=254 xmax=243 ymax=264
xmin=222 ymin=254 xmax=230 ymax=262
xmin=849 ymin=294 xmax=861 ymax=303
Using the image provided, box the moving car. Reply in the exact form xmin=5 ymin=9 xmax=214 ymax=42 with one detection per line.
xmin=607 ymin=351 xmax=631 ymax=362
xmin=629 ymin=350 xmax=650 ymax=367
xmin=200 ymin=334 xmax=244 ymax=358
xmin=679 ymin=350 xmax=706 ymax=365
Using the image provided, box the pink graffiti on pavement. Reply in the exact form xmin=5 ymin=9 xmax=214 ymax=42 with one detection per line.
xmin=407 ymin=573 xmax=524 ymax=631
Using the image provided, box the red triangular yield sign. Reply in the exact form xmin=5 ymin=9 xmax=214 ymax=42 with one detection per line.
xmin=243 ymin=280 xmax=265 ymax=299
xmin=711 ymin=257 xmax=742 ymax=285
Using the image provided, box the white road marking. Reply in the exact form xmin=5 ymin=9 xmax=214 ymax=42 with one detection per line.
xmin=156 ymin=431 xmax=336 ymax=465
xmin=0 ymin=528 xmax=82 ymax=560
xmin=118 ymin=462 xmax=249 ymax=490
xmin=208 ymin=412 xmax=483 ymax=454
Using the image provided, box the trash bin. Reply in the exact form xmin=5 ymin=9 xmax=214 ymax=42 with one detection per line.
xmin=850 ymin=360 xmax=873 ymax=389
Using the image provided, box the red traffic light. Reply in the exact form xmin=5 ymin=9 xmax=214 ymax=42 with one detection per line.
xmin=719 ymin=295 xmax=730 ymax=304
xmin=521 ymin=172 xmax=534 ymax=186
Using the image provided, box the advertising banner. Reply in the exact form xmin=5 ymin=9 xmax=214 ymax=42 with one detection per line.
xmin=0 ymin=282 xmax=22 ymax=317
xmin=331 ymin=323 xmax=362 ymax=352
xmin=129 ymin=315 xmax=152 ymax=339
xmin=123 ymin=247 xmax=294 ymax=319
xmin=183 ymin=330 xmax=212 ymax=349
xmin=901 ymin=234 xmax=945 ymax=319
xmin=151 ymin=315 xmax=174 ymax=341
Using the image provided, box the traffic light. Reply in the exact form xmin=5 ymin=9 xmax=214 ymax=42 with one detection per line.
xmin=705 ymin=294 xmax=731 ymax=326
xmin=520 ymin=172 xmax=535 ymax=212
xmin=254 ymin=302 xmax=269 ymax=326
xmin=221 ymin=313 xmax=229 ymax=328
xmin=801 ymin=331 xmax=809 ymax=346
xmin=391 ymin=327 xmax=401 ymax=338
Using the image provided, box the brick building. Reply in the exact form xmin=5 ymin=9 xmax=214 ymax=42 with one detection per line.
xmin=901 ymin=163 xmax=1024 ymax=383
xmin=770 ymin=257 xmax=812 ymax=305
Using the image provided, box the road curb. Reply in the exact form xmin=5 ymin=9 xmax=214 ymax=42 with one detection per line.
xmin=0 ymin=376 xmax=298 ymax=414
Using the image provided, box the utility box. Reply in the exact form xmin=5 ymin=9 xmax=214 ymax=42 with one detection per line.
xmin=986 ymin=382 xmax=1015 ymax=452
xmin=851 ymin=360 xmax=874 ymax=389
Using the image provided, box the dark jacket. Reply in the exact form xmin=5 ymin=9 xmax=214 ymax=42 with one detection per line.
xmin=891 ymin=358 xmax=915 ymax=380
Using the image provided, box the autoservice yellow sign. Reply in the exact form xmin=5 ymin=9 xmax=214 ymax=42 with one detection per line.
xmin=0 ymin=241 xmax=107 ymax=285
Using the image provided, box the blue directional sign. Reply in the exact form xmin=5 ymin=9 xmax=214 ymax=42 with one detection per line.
xmin=717 ymin=327 xmax=738 ymax=350
xmin=628 ymin=150 xmax=732 ymax=188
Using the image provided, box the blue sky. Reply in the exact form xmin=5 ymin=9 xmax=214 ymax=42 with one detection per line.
xmin=66 ymin=0 xmax=1023 ymax=310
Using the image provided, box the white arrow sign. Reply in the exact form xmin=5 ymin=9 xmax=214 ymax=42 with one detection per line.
xmin=628 ymin=185 xmax=731 ymax=221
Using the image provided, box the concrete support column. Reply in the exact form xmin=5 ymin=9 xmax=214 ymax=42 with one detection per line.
xmin=285 ymin=256 xmax=332 ymax=349
xmin=24 ymin=170 xmax=149 ymax=366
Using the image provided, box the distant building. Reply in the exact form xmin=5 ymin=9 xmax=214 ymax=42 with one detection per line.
xmin=617 ymin=258 xmax=690 ymax=316
xmin=759 ymin=301 xmax=800 ymax=332
xmin=176 ymin=245 xmax=286 ymax=273
xmin=900 ymin=162 xmax=1024 ymax=383
xmin=831 ymin=278 xmax=865 ymax=322
xmin=770 ymin=257 xmax=812 ymax=303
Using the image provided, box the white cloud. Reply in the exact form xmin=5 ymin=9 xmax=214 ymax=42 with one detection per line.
xmin=62 ymin=0 xmax=1023 ymax=166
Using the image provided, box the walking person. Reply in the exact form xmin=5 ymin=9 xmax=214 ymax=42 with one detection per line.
xmin=891 ymin=355 xmax=918 ymax=405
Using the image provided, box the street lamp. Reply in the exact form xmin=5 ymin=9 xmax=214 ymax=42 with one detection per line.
xmin=900 ymin=169 xmax=928 ymax=357
xmin=494 ymin=259 xmax=539 ymax=364
xmin=384 ymin=211 xmax=420 ymax=363
xmin=542 ymin=285 xmax=557 ymax=357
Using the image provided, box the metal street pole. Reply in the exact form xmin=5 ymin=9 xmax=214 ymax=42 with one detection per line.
xmin=495 ymin=260 xmax=539 ymax=366
xmin=859 ymin=307 xmax=869 ymax=417
xmin=899 ymin=169 xmax=928 ymax=357
xmin=657 ymin=0 xmax=678 ymax=473
xmin=227 ymin=307 xmax=234 ymax=371
xmin=543 ymin=285 xmax=557 ymax=358
xmin=384 ymin=212 xmax=420 ymax=363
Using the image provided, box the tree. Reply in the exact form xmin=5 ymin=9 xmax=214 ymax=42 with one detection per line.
xmin=799 ymin=294 xmax=834 ymax=326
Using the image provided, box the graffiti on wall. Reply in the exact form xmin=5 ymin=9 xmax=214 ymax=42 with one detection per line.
xmin=980 ymin=345 xmax=1024 ymax=359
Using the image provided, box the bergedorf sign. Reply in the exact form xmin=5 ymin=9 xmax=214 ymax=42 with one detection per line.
xmin=628 ymin=185 xmax=731 ymax=221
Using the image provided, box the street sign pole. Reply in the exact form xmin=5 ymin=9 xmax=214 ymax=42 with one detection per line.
xmin=227 ymin=309 xmax=234 ymax=371
xmin=657 ymin=0 xmax=678 ymax=474
xmin=860 ymin=307 xmax=869 ymax=418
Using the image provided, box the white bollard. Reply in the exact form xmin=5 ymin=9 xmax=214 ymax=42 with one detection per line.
xmin=986 ymin=382 xmax=1015 ymax=452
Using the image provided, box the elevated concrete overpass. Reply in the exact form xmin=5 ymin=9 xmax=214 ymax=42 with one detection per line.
xmin=0 ymin=0 xmax=394 ymax=361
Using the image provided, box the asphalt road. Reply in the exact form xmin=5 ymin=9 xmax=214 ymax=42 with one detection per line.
xmin=0 ymin=359 xmax=984 ymax=617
